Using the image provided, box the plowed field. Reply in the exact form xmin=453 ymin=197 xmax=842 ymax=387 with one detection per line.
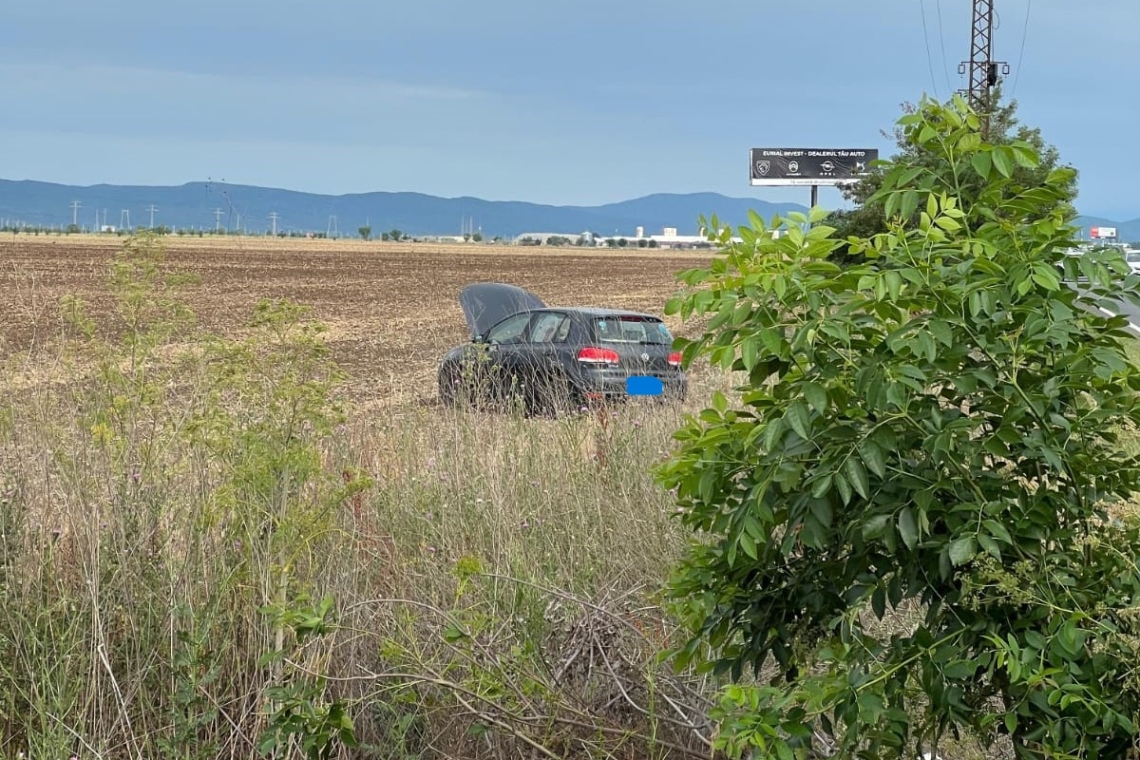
xmin=0 ymin=235 xmax=711 ymax=410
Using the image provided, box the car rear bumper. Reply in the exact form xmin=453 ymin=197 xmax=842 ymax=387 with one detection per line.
xmin=573 ymin=369 xmax=687 ymax=401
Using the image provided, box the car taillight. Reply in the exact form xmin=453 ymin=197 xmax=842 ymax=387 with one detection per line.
xmin=668 ymin=351 xmax=682 ymax=367
xmin=577 ymin=346 xmax=620 ymax=364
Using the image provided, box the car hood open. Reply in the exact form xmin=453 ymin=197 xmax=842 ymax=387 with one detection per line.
xmin=458 ymin=282 xmax=546 ymax=338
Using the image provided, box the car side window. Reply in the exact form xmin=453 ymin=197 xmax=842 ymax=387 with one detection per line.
xmin=528 ymin=312 xmax=569 ymax=343
xmin=486 ymin=313 xmax=531 ymax=345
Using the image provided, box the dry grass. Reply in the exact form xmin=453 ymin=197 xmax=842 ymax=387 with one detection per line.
xmin=0 ymin=234 xmax=730 ymax=759
xmin=0 ymin=234 xmax=1080 ymax=760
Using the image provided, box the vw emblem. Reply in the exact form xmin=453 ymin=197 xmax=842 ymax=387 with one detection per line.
xmin=640 ymin=352 xmax=650 ymax=361
xmin=755 ymin=160 xmax=770 ymax=177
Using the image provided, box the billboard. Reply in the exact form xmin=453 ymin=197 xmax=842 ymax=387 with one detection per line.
xmin=750 ymin=148 xmax=878 ymax=186
xmin=1090 ymin=226 xmax=1118 ymax=239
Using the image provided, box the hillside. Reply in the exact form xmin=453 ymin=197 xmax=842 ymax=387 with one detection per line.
xmin=0 ymin=180 xmax=805 ymax=238
xmin=3 ymin=178 xmax=1134 ymax=241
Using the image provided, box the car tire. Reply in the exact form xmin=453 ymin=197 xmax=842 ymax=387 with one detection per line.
xmin=534 ymin=372 xmax=580 ymax=418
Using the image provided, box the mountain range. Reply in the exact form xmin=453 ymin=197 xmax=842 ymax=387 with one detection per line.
xmin=0 ymin=178 xmax=1136 ymax=241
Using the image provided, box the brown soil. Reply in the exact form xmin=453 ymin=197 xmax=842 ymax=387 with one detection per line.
xmin=0 ymin=234 xmax=711 ymax=410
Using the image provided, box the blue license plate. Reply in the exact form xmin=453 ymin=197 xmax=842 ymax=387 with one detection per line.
xmin=625 ymin=376 xmax=664 ymax=396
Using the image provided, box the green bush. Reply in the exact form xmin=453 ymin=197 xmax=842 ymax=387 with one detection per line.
xmin=659 ymin=95 xmax=1140 ymax=759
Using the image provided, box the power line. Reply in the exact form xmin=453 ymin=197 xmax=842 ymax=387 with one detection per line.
xmin=1011 ymin=0 xmax=1033 ymax=97
xmin=935 ymin=0 xmax=953 ymax=93
xmin=919 ymin=0 xmax=941 ymax=98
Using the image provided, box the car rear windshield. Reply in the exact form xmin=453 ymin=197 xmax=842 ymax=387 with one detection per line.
xmin=592 ymin=316 xmax=672 ymax=344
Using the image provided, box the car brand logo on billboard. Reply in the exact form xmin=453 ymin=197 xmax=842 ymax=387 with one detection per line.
xmin=749 ymin=148 xmax=879 ymax=187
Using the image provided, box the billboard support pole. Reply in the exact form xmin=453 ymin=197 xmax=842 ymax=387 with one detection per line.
xmin=809 ymin=185 xmax=818 ymax=228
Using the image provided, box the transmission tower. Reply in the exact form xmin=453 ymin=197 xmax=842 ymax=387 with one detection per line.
xmin=214 ymin=208 xmax=224 ymax=232
xmin=327 ymin=215 xmax=338 ymax=238
xmin=147 ymin=204 xmax=159 ymax=229
xmin=269 ymin=212 xmax=280 ymax=236
xmin=70 ymin=200 xmax=81 ymax=226
xmin=958 ymin=0 xmax=1008 ymax=135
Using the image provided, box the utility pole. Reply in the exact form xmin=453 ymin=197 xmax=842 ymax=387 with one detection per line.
xmin=269 ymin=212 xmax=279 ymax=236
xmin=958 ymin=0 xmax=1008 ymax=136
xmin=70 ymin=200 xmax=81 ymax=227
xmin=147 ymin=204 xmax=158 ymax=229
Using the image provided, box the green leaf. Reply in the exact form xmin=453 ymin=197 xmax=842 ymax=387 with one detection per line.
xmin=787 ymin=401 xmax=812 ymax=441
xmin=845 ymin=456 xmax=869 ymax=499
xmin=835 ymin=472 xmax=853 ymax=505
xmin=809 ymin=498 xmax=833 ymax=529
xmin=858 ymin=439 xmax=887 ymax=479
xmin=992 ymin=147 xmax=1013 ymax=178
xmin=929 ymin=319 xmax=953 ymax=347
xmin=934 ymin=215 xmax=961 ymax=232
xmin=741 ymin=335 xmax=759 ymax=371
xmin=764 ymin=418 xmax=786 ymax=451
xmin=899 ymin=190 xmax=920 ymax=222
xmin=971 ymin=149 xmax=992 ymax=179
xmin=957 ymin=131 xmax=982 ymax=153
xmin=811 ymin=472 xmax=833 ymax=499
xmin=944 ymin=659 xmax=979 ymax=679
xmin=739 ymin=532 xmax=758 ymax=560
xmin=897 ymin=508 xmax=918 ymax=550
xmin=803 ymin=382 xmax=828 ymax=414
xmin=871 ymin=586 xmax=886 ymax=619
xmin=862 ymin=514 xmax=890 ymax=540
xmin=442 ymin=625 xmax=468 ymax=643
xmin=949 ymin=536 xmax=976 ymax=566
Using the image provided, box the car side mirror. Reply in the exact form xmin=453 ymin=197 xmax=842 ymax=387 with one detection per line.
xmin=472 ymin=333 xmax=485 ymax=343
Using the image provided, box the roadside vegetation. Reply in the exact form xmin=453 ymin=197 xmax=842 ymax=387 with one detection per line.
xmin=0 ymin=232 xmax=721 ymax=759
xmin=661 ymin=96 xmax=1140 ymax=759
xmin=4 ymin=94 xmax=1140 ymax=760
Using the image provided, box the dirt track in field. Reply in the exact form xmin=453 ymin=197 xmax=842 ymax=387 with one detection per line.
xmin=0 ymin=235 xmax=711 ymax=410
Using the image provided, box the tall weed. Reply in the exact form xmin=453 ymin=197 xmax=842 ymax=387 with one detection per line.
xmin=0 ymin=234 xmax=719 ymax=759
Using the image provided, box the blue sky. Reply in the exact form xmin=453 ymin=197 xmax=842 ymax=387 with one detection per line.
xmin=3 ymin=0 xmax=1138 ymax=217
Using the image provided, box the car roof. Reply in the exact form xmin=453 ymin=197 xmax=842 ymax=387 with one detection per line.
xmin=537 ymin=306 xmax=662 ymax=320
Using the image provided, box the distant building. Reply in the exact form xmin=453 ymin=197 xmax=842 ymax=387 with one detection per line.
xmin=513 ymin=232 xmax=589 ymax=246
xmin=513 ymin=225 xmax=785 ymax=249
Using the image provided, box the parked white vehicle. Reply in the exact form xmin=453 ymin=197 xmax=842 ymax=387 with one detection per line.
xmin=1123 ymin=247 xmax=1140 ymax=275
